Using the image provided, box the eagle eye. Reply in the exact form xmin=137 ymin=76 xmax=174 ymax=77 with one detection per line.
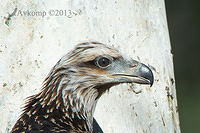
xmin=96 ymin=56 xmax=111 ymax=68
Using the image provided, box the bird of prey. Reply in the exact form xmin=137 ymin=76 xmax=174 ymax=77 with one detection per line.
xmin=11 ymin=42 xmax=154 ymax=133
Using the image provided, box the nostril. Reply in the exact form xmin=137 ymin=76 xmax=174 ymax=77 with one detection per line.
xmin=129 ymin=64 xmax=137 ymax=68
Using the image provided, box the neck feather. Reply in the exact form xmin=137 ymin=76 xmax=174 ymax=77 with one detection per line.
xmin=26 ymin=67 xmax=100 ymax=132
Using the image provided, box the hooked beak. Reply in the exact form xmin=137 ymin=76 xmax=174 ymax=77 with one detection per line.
xmin=111 ymin=61 xmax=154 ymax=87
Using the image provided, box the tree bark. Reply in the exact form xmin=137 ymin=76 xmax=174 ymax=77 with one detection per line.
xmin=0 ymin=0 xmax=180 ymax=132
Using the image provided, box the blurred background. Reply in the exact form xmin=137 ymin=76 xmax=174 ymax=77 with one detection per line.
xmin=165 ymin=0 xmax=200 ymax=132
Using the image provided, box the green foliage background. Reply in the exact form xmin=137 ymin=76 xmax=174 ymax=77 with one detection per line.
xmin=166 ymin=0 xmax=200 ymax=132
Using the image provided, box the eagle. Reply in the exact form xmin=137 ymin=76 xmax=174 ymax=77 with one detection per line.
xmin=11 ymin=42 xmax=154 ymax=133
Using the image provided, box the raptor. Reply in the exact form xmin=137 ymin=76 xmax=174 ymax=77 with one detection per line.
xmin=11 ymin=42 xmax=154 ymax=133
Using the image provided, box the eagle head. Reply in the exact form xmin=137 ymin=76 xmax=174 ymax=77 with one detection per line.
xmin=11 ymin=42 xmax=154 ymax=133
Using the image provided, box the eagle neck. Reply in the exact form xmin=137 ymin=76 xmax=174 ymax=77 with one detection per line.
xmin=62 ymin=83 xmax=99 ymax=132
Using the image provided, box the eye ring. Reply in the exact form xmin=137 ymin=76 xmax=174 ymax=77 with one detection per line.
xmin=95 ymin=56 xmax=112 ymax=68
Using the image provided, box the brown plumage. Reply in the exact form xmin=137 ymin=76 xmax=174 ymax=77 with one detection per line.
xmin=11 ymin=42 xmax=154 ymax=133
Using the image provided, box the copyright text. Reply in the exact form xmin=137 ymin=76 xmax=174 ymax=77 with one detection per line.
xmin=13 ymin=9 xmax=79 ymax=18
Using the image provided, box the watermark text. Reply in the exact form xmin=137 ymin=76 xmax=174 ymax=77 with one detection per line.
xmin=11 ymin=8 xmax=80 ymax=18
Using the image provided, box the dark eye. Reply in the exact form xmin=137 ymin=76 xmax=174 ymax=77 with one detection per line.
xmin=96 ymin=57 xmax=111 ymax=68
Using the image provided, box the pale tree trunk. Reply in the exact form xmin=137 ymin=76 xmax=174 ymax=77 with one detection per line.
xmin=0 ymin=0 xmax=180 ymax=133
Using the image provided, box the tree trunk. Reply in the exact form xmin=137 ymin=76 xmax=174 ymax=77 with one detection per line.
xmin=0 ymin=0 xmax=180 ymax=132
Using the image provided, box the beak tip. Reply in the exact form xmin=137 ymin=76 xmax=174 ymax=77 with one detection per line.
xmin=148 ymin=68 xmax=154 ymax=87
xmin=150 ymin=80 xmax=154 ymax=87
xmin=149 ymin=71 xmax=154 ymax=87
xmin=137 ymin=63 xmax=154 ymax=87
